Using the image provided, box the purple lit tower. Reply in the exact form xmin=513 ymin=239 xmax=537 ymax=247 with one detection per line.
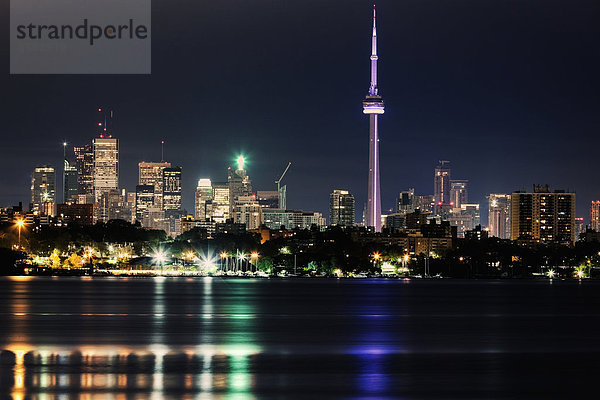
xmin=363 ymin=6 xmax=384 ymax=231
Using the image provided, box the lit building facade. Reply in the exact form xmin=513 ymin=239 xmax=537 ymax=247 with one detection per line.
xmin=257 ymin=190 xmax=280 ymax=209
xmin=488 ymin=194 xmax=511 ymax=239
xmin=396 ymin=189 xmax=415 ymax=213
xmin=93 ymin=137 xmax=119 ymax=203
xmin=591 ymin=200 xmax=600 ymax=231
xmin=63 ymin=159 xmax=78 ymax=203
xmin=228 ymin=156 xmax=252 ymax=212
xmin=263 ymin=209 xmax=326 ymax=230
xmin=74 ymin=144 xmax=94 ymax=201
xmin=450 ymin=180 xmax=468 ymax=208
xmin=234 ymin=195 xmax=263 ymax=230
xmin=163 ymin=166 xmax=182 ymax=217
xmin=135 ymin=184 xmax=154 ymax=223
xmin=195 ymin=179 xmax=213 ymax=221
xmin=31 ymin=165 xmax=56 ymax=215
xmin=434 ymin=161 xmax=451 ymax=206
xmin=211 ymin=182 xmax=230 ymax=223
xmin=329 ymin=189 xmax=355 ymax=226
xmin=510 ymin=185 xmax=576 ymax=245
xmin=138 ymin=161 xmax=171 ymax=210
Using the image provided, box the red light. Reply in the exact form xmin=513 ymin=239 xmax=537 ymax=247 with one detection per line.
xmin=98 ymin=122 xmax=102 ymax=126
xmin=98 ymin=108 xmax=102 ymax=112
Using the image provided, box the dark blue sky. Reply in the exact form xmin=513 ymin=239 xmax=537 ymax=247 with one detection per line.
xmin=1 ymin=0 xmax=599 ymax=223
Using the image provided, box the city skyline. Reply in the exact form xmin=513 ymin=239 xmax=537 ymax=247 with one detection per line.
xmin=1 ymin=1 xmax=599 ymax=222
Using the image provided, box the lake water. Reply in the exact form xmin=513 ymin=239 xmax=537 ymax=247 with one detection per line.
xmin=1 ymin=277 xmax=599 ymax=399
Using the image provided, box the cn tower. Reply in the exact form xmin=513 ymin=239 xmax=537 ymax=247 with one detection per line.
xmin=363 ymin=5 xmax=384 ymax=231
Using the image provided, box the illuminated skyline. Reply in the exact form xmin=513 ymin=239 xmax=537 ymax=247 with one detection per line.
xmin=1 ymin=1 xmax=599 ymax=220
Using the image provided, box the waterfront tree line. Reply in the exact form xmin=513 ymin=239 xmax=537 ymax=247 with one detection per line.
xmin=1 ymin=220 xmax=600 ymax=278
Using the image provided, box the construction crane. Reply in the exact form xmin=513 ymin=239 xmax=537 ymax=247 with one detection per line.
xmin=276 ymin=162 xmax=292 ymax=209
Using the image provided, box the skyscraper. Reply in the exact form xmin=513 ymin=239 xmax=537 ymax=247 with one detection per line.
xmin=93 ymin=137 xmax=119 ymax=203
xmin=163 ymin=166 xmax=182 ymax=217
xmin=591 ymin=201 xmax=600 ymax=231
xmin=510 ymin=185 xmax=575 ymax=245
xmin=434 ymin=161 xmax=451 ymax=206
xmin=74 ymin=144 xmax=94 ymax=201
xmin=363 ymin=6 xmax=384 ymax=232
xmin=329 ymin=190 xmax=355 ymax=226
xmin=396 ymin=189 xmax=415 ymax=213
xmin=139 ymin=161 xmax=171 ymax=209
xmin=30 ymin=165 xmax=56 ymax=215
xmin=228 ymin=155 xmax=252 ymax=212
xmin=450 ymin=180 xmax=468 ymax=208
xmin=211 ymin=182 xmax=230 ymax=223
xmin=135 ymin=185 xmax=154 ymax=223
xmin=488 ymin=194 xmax=511 ymax=239
xmin=63 ymin=158 xmax=78 ymax=203
xmin=195 ymin=178 xmax=213 ymax=221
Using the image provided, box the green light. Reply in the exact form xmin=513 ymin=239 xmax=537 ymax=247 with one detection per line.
xmin=237 ymin=155 xmax=245 ymax=171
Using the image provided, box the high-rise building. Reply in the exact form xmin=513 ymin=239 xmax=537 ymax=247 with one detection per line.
xmin=396 ymin=189 xmax=415 ymax=213
xmin=257 ymin=190 xmax=280 ymax=209
xmin=434 ymin=161 xmax=451 ymax=206
xmin=329 ymin=190 xmax=355 ymax=226
xmin=211 ymin=182 xmax=230 ymax=223
xmin=363 ymin=7 xmax=384 ymax=232
xmin=195 ymin=178 xmax=213 ymax=221
xmin=488 ymin=194 xmax=511 ymax=239
xmin=415 ymin=195 xmax=435 ymax=214
xmin=135 ymin=185 xmax=154 ymax=223
xmin=63 ymin=159 xmax=78 ymax=203
xmin=510 ymin=185 xmax=576 ymax=245
xmin=228 ymin=156 xmax=252 ymax=211
xmin=93 ymin=137 xmax=119 ymax=203
xmin=30 ymin=165 xmax=56 ymax=215
xmin=591 ymin=201 xmax=600 ymax=231
xmin=138 ymin=162 xmax=171 ymax=209
xmin=163 ymin=166 xmax=182 ymax=217
xmin=450 ymin=180 xmax=468 ymax=208
xmin=74 ymin=144 xmax=94 ymax=200
xmin=234 ymin=195 xmax=263 ymax=229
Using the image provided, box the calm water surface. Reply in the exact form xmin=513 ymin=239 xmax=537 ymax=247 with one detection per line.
xmin=1 ymin=277 xmax=599 ymax=399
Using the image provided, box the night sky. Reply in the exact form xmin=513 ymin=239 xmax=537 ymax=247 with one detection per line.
xmin=1 ymin=0 xmax=599 ymax=223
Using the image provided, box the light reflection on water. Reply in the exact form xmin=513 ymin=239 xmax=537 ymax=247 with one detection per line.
xmin=2 ymin=277 xmax=600 ymax=399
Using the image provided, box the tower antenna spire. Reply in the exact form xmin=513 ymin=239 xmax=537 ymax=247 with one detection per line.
xmin=161 ymin=140 xmax=165 ymax=162
xmin=369 ymin=4 xmax=378 ymax=96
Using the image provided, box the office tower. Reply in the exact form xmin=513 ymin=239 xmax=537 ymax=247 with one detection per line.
xmin=396 ymin=189 xmax=415 ymax=213
xmin=591 ymin=201 xmax=600 ymax=231
xmin=415 ymin=195 xmax=435 ymax=214
xmin=74 ymin=144 xmax=94 ymax=200
xmin=63 ymin=159 xmax=78 ymax=203
xmin=329 ymin=190 xmax=355 ymax=226
xmin=234 ymin=195 xmax=263 ymax=229
xmin=163 ymin=166 xmax=182 ymax=217
xmin=257 ymin=190 xmax=280 ymax=209
xmin=100 ymin=189 xmax=128 ymax=221
xmin=30 ymin=165 xmax=56 ymax=215
xmin=434 ymin=161 xmax=451 ymax=206
xmin=450 ymin=180 xmax=468 ymax=208
xmin=488 ymin=194 xmax=511 ymax=239
xmin=195 ymin=178 xmax=213 ymax=221
xmin=93 ymin=137 xmax=119 ymax=203
xmin=363 ymin=6 xmax=384 ymax=232
xmin=211 ymin=182 xmax=230 ymax=223
xmin=228 ymin=156 xmax=252 ymax=211
xmin=510 ymin=185 xmax=576 ymax=245
xmin=139 ymin=161 xmax=171 ymax=209
xmin=135 ymin=184 xmax=154 ymax=223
